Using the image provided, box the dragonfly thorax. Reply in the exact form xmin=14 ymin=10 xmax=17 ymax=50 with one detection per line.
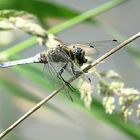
xmin=39 ymin=44 xmax=88 ymax=66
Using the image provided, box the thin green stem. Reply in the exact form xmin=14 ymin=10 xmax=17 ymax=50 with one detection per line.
xmin=0 ymin=32 xmax=139 ymax=139
xmin=49 ymin=0 xmax=127 ymax=33
xmin=0 ymin=0 xmax=128 ymax=60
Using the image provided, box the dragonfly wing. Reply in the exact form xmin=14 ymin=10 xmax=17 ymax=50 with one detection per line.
xmin=66 ymin=43 xmax=99 ymax=58
xmin=65 ymin=39 xmax=118 ymax=59
xmin=58 ymin=48 xmax=93 ymax=91
xmin=88 ymin=39 xmax=118 ymax=56
xmin=43 ymin=49 xmax=75 ymax=101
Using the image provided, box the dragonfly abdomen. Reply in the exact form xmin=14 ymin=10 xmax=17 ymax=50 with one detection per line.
xmin=0 ymin=54 xmax=41 ymax=68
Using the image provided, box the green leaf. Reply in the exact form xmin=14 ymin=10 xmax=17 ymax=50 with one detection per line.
xmin=73 ymin=93 xmax=140 ymax=139
xmin=0 ymin=72 xmax=75 ymax=122
xmin=1 ymin=0 xmax=139 ymax=139
xmin=0 ymin=0 xmax=128 ymax=60
xmin=49 ymin=0 xmax=128 ymax=33
xmin=0 ymin=0 xmax=78 ymax=19
xmin=7 ymin=62 xmax=140 ymax=139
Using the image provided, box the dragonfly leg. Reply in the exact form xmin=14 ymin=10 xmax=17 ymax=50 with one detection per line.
xmin=70 ymin=61 xmax=77 ymax=75
xmin=57 ymin=62 xmax=76 ymax=92
xmin=70 ymin=61 xmax=82 ymax=77
xmin=70 ymin=62 xmax=91 ymax=83
xmin=58 ymin=63 xmax=68 ymax=76
xmin=61 ymin=76 xmax=76 ymax=92
xmin=57 ymin=71 xmax=76 ymax=92
xmin=58 ymin=74 xmax=74 ymax=102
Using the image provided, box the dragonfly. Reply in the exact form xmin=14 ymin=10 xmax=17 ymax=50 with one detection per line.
xmin=0 ymin=37 xmax=118 ymax=100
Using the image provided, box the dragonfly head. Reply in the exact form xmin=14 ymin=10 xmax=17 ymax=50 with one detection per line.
xmin=72 ymin=47 xmax=87 ymax=66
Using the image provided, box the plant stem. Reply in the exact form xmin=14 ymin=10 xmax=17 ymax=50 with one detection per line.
xmin=0 ymin=0 xmax=128 ymax=60
xmin=48 ymin=0 xmax=127 ymax=33
xmin=83 ymin=32 xmax=140 ymax=72
xmin=0 ymin=32 xmax=139 ymax=139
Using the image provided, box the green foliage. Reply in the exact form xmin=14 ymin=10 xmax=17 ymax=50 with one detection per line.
xmin=0 ymin=0 xmax=78 ymax=19
xmin=0 ymin=0 xmax=140 ymax=139
xmin=0 ymin=74 xmax=75 ymax=121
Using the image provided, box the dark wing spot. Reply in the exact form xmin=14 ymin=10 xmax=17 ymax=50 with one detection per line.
xmin=113 ymin=39 xmax=118 ymax=42
xmin=90 ymin=45 xmax=94 ymax=48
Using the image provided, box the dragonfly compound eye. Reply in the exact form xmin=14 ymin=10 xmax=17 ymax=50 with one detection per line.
xmin=73 ymin=48 xmax=88 ymax=66
xmin=73 ymin=48 xmax=82 ymax=57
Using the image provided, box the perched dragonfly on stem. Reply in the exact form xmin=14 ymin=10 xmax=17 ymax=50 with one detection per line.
xmin=0 ymin=35 xmax=118 ymax=100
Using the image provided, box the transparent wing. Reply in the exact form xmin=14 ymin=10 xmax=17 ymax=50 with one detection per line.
xmin=43 ymin=61 xmax=75 ymax=101
xmin=43 ymin=49 xmax=75 ymax=101
xmin=65 ymin=39 xmax=118 ymax=58
xmin=43 ymin=47 xmax=92 ymax=101
xmin=88 ymin=39 xmax=118 ymax=56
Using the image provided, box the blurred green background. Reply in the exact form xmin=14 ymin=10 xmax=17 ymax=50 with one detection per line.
xmin=0 ymin=0 xmax=140 ymax=140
